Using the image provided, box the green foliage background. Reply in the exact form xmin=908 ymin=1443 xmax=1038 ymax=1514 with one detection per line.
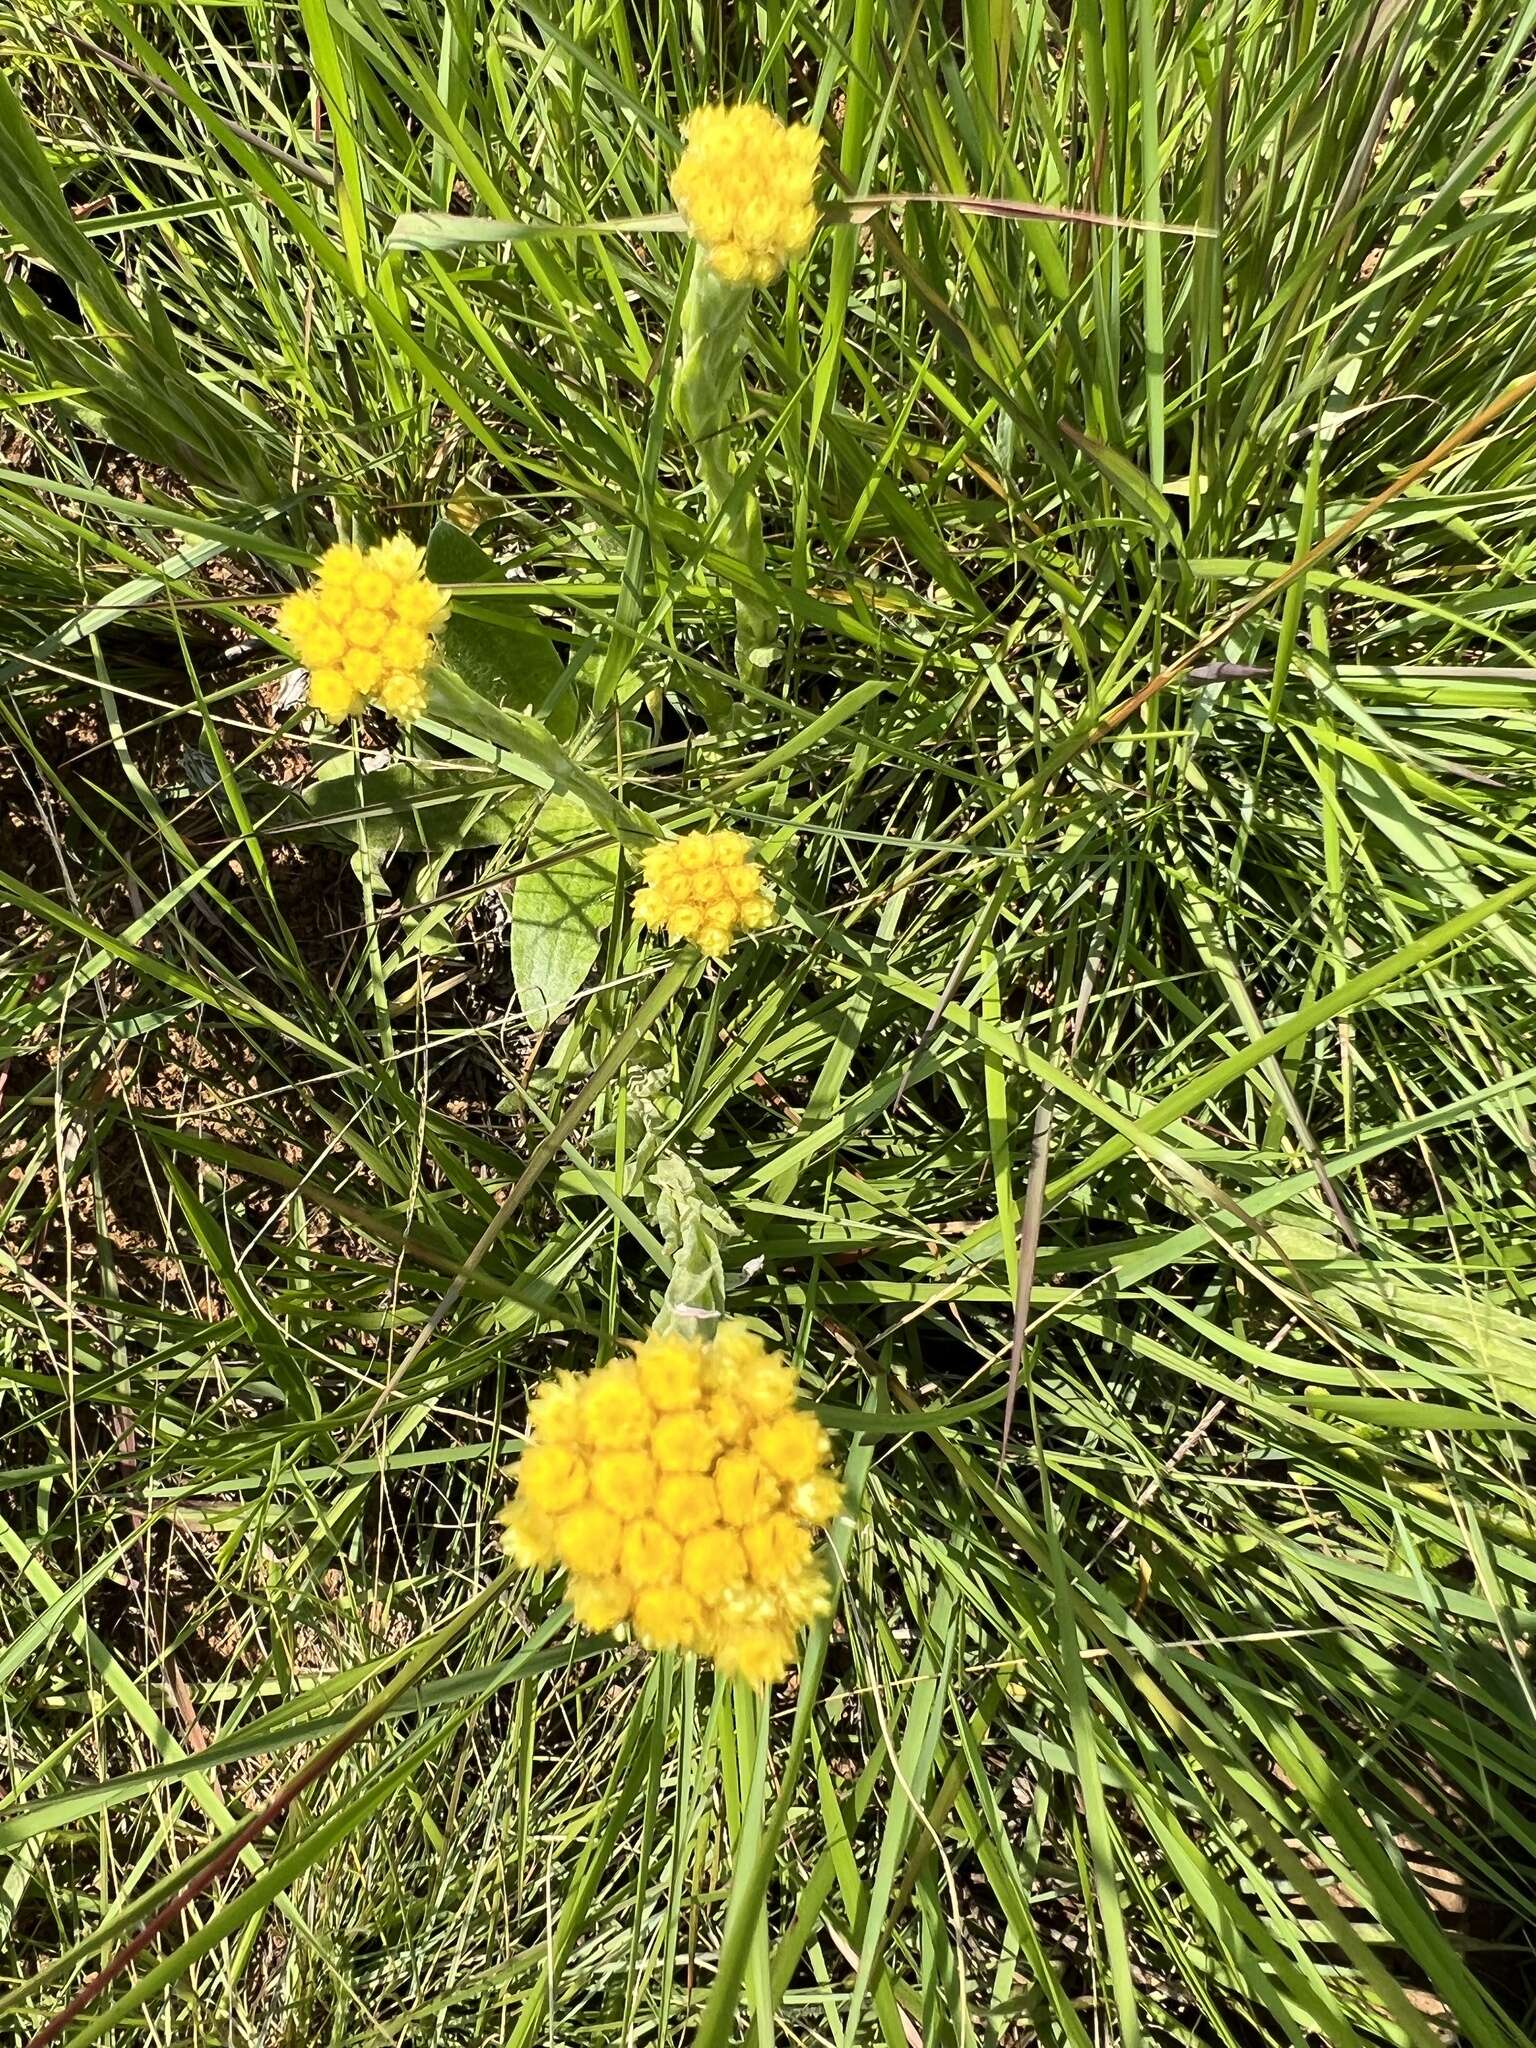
xmin=3 ymin=0 xmax=1536 ymax=2041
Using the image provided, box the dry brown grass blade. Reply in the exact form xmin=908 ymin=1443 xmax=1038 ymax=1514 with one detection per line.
xmin=22 ymin=1566 xmax=516 ymax=2048
xmin=833 ymin=192 xmax=1214 ymax=237
xmin=1072 ymin=370 xmax=1536 ymax=753
xmin=866 ymin=372 xmax=1536 ymax=919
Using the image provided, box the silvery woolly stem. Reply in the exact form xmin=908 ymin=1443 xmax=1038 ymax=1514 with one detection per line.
xmin=673 ymin=261 xmax=777 ymax=680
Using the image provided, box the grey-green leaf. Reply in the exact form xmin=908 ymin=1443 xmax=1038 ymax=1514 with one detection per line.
xmin=424 ymin=518 xmax=568 ymax=727
xmin=510 ymin=795 xmax=619 ymax=1032
xmin=650 ymin=1149 xmax=736 ymax=1333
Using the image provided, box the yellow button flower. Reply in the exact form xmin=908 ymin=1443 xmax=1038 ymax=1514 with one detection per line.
xmin=633 ymin=830 xmax=775 ymax=959
xmin=568 ymin=1575 xmax=631 ymax=1634
xmin=497 ymin=1321 xmax=843 ymax=1686
xmin=278 ymin=535 xmax=447 ymax=726
xmin=516 ymin=1442 xmax=588 ymax=1514
xmin=670 ymin=104 xmax=822 ymax=287
xmin=591 ymin=1449 xmax=657 ymax=1517
xmin=634 ymin=1584 xmax=706 ymax=1652
xmin=496 ymin=1498 xmax=558 ymax=1570
xmin=559 ymin=1504 xmax=623 ymax=1578
xmin=656 ymin=1472 xmax=719 ymax=1537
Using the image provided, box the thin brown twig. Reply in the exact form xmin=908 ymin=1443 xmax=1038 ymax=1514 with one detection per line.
xmin=22 ymin=1565 xmax=515 ymax=2048
xmin=858 ymin=372 xmax=1536 ymax=920
xmin=57 ymin=28 xmax=336 ymax=191
xmin=834 ymin=191 xmax=1213 ymax=237
xmin=1069 ymin=370 xmax=1536 ymax=758
xmin=24 ymin=1729 xmax=346 ymax=2048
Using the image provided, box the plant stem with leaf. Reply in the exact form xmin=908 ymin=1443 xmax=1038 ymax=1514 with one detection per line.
xmin=673 ymin=262 xmax=777 ymax=680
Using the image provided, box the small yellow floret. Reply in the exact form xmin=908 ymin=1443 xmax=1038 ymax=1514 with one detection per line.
xmin=528 ymin=1372 xmax=586 ymax=1447
xmin=633 ymin=1584 xmax=705 ymax=1651
xmin=707 ymin=1322 xmax=772 ymax=1376
xmin=708 ymin=1326 xmax=797 ymax=1421
xmin=715 ymin=1449 xmax=780 ymax=1527
xmin=621 ymin=1517 xmax=682 ymax=1588
xmin=304 ymin=621 xmax=345 ymax=667
xmin=568 ymin=1575 xmax=632 ymax=1633
xmin=743 ymin=1511 xmax=812 ymax=1587
xmin=341 ymin=646 xmax=385 ymax=693
xmin=518 ymin=1443 xmax=588 ymax=1515
xmin=682 ymin=1525 xmax=749 ymax=1599
xmin=712 ymin=1620 xmax=797 ymax=1686
xmin=741 ymin=1364 xmax=800 ymax=1422
xmin=381 ymin=622 xmax=430 ymax=671
xmin=670 ymin=104 xmax=822 ymax=287
xmin=779 ymin=1559 xmax=833 ymax=1629
xmin=755 ymin=1410 xmax=828 ymax=1484
xmin=316 ymin=542 xmax=366 ymax=591
xmin=704 ymin=1388 xmax=749 ymax=1443
xmin=633 ymin=831 xmax=774 ymax=959
xmin=591 ymin=1448 xmax=657 ymax=1518
xmin=281 ymin=590 xmax=320 ymax=641
xmin=396 ymin=580 xmax=446 ymax=628
xmin=373 ymin=667 xmax=429 ymax=725
xmin=652 ymin=1411 xmax=720 ymax=1473
xmin=278 ymin=535 xmax=446 ymax=727
xmin=497 ymin=1498 xmax=559 ymax=1570
xmin=348 ymin=609 xmax=387 ymax=650
xmin=559 ymin=1504 xmax=623 ymax=1578
xmin=581 ymin=1367 xmax=655 ymax=1448
xmin=306 ymin=667 xmax=367 ymax=723
xmin=634 ymin=1331 xmax=706 ymax=1412
xmin=375 ymin=533 xmax=426 ymax=582
xmin=792 ymin=1471 xmax=844 ymax=1526
xmin=716 ymin=1581 xmax=778 ymax=1629
xmin=656 ymin=1472 xmax=720 ymax=1538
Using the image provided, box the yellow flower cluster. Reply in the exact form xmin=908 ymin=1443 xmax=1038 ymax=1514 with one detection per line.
xmin=278 ymin=537 xmax=447 ymax=725
xmin=634 ymin=830 xmax=774 ymax=959
xmin=498 ymin=1323 xmax=841 ymax=1685
xmin=669 ymin=103 xmax=822 ymax=287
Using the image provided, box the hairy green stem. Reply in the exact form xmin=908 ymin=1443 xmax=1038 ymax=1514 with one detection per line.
xmin=674 ymin=262 xmax=777 ymax=679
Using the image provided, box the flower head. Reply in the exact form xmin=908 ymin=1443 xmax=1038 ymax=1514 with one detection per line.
xmin=633 ymin=830 xmax=774 ymax=959
xmin=568 ymin=1576 xmax=629 ymax=1633
xmin=278 ymin=536 xmax=447 ymax=726
xmin=498 ymin=1321 xmax=843 ymax=1686
xmin=670 ymin=103 xmax=822 ymax=287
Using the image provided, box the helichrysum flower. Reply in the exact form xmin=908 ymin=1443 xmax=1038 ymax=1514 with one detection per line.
xmin=670 ymin=103 xmax=822 ymax=287
xmin=633 ymin=830 xmax=774 ymax=959
xmin=278 ymin=536 xmax=447 ymax=726
xmin=497 ymin=1322 xmax=842 ymax=1686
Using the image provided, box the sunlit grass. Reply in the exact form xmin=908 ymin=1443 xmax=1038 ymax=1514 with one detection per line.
xmin=3 ymin=0 xmax=1536 ymax=2041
